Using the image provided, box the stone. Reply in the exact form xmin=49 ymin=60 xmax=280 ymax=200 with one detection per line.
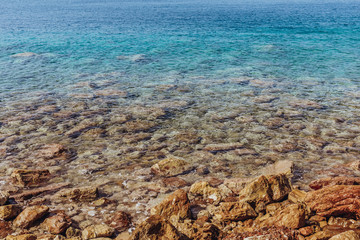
xmin=305 ymin=185 xmax=360 ymax=218
xmin=151 ymin=156 xmax=192 ymax=177
xmin=307 ymin=231 xmax=336 ymax=240
xmin=11 ymin=52 xmax=38 ymax=58
xmin=11 ymin=169 xmax=51 ymax=187
xmin=66 ymin=227 xmax=82 ymax=238
xmin=0 ymin=191 xmax=9 ymax=206
xmin=94 ymin=89 xmax=128 ymax=97
xmin=260 ymin=160 xmax=294 ymax=176
xmin=288 ymin=98 xmax=323 ymax=109
xmin=268 ymin=174 xmax=292 ymax=202
xmin=43 ymin=212 xmax=72 ymax=234
xmin=0 ymin=204 xmax=22 ymax=220
xmin=192 ymin=222 xmax=221 ymax=240
xmin=11 ymin=182 xmax=71 ymax=201
xmin=233 ymin=148 xmax=257 ymax=156
xmin=151 ymin=189 xmax=191 ymax=222
xmin=261 ymin=203 xmax=306 ymax=229
xmin=309 ymin=177 xmax=360 ymax=190
xmin=299 ymin=226 xmax=315 ymax=236
xmin=214 ymin=202 xmax=257 ymax=222
xmin=288 ymin=189 xmax=307 ymax=203
xmin=82 ymin=224 xmax=115 ymax=240
xmin=253 ymin=95 xmax=278 ymax=103
xmin=13 ymin=205 xmax=49 ymax=228
xmin=0 ymin=220 xmax=13 ymax=238
xmin=106 ymin=211 xmax=131 ymax=232
xmin=223 ymin=226 xmax=298 ymax=240
xmin=189 ymin=181 xmax=222 ymax=204
xmin=161 ymin=177 xmax=189 ymax=188
xmin=57 ymin=186 xmax=98 ymax=202
xmin=238 ymin=176 xmax=272 ymax=212
xmin=202 ymin=143 xmax=244 ymax=153
xmin=329 ymin=230 xmax=360 ymax=240
xmin=6 ymin=235 xmax=37 ymax=240
xmin=223 ymin=178 xmax=252 ymax=194
xmin=130 ymin=215 xmax=185 ymax=240
xmin=263 ymin=117 xmax=284 ymax=129
xmin=37 ymin=144 xmax=69 ymax=160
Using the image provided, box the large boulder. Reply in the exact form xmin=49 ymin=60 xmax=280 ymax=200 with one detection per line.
xmin=130 ymin=215 xmax=186 ymax=240
xmin=329 ymin=230 xmax=360 ymax=240
xmin=151 ymin=189 xmax=191 ymax=222
xmin=309 ymin=177 xmax=360 ymax=190
xmin=214 ymin=202 xmax=257 ymax=222
xmin=0 ymin=204 xmax=22 ymax=220
xmin=189 ymin=181 xmax=222 ymax=204
xmin=305 ymin=185 xmax=360 ymax=218
xmin=13 ymin=205 xmax=49 ymax=228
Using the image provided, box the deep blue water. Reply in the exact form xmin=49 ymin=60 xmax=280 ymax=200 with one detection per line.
xmin=0 ymin=0 xmax=360 ymax=101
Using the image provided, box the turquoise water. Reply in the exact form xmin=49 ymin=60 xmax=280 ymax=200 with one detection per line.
xmin=1 ymin=0 xmax=360 ymax=101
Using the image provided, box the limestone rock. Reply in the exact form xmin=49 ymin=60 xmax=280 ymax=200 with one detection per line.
xmin=238 ymin=176 xmax=272 ymax=212
xmin=57 ymin=186 xmax=98 ymax=202
xmin=0 ymin=204 xmax=22 ymax=220
xmin=268 ymin=174 xmax=292 ymax=202
xmin=151 ymin=157 xmax=192 ymax=177
xmin=190 ymin=181 xmax=222 ymax=204
xmin=151 ymin=189 xmax=191 ymax=222
xmin=214 ymin=202 xmax=257 ymax=222
xmin=305 ymin=185 xmax=360 ymax=218
xmin=0 ymin=191 xmax=9 ymax=206
xmin=309 ymin=177 xmax=360 ymax=190
xmin=329 ymin=230 xmax=360 ymax=240
xmin=203 ymin=143 xmax=244 ymax=153
xmin=261 ymin=203 xmax=306 ymax=229
xmin=82 ymin=224 xmax=115 ymax=240
xmin=11 ymin=169 xmax=51 ymax=187
xmin=260 ymin=160 xmax=294 ymax=176
xmin=130 ymin=215 xmax=185 ymax=240
xmin=106 ymin=211 xmax=131 ymax=232
xmin=6 ymin=234 xmax=37 ymax=240
xmin=43 ymin=212 xmax=72 ymax=234
xmin=13 ymin=205 xmax=49 ymax=228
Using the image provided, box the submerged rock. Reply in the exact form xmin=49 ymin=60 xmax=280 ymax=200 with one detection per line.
xmin=11 ymin=169 xmax=51 ymax=187
xmin=42 ymin=212 xmax=72 ymax=234
xmin=151 ymin=156 xmax=192 ymax=177
xmin=11 ymin=52 xmax=38 ymax=58
xmin=56 ymin=186 xmax=98 ymax=202
xmin=106 ymin=211 xmax=131 ymax=232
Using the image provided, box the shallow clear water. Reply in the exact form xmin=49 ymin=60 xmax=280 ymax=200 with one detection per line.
xmin=1 ymin=1 xmax=360 ymax=220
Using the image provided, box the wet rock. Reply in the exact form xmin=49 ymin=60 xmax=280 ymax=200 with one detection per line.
xmin=130 ymin=215 xmax=185 ymax=240
xmin=249 ymin=79 xmax=275 ymax=88
xmin=11 ymin=169 xmax=51 ymax=187
xmin=196 ymin=165 xmax=210 ymax=175
xmin=151 ymin=189 xmax=191 ymax=222
xmin=94 ymin=89 xmax=128 ymax=98
xmin=253 ymin=95 xmax=278 ymax=103
xmin=232 ymin=148 xmax=257 ymax=156
xmin=214 ymin=202 xmax=257 ymax=222
xmin=66 ymin=227 xmax=82 ymax=238
xmin=124 ymin=119 xmax=156 ymax=132
xmin=0 ymin=204 xmax=22 ymax=220
xmin=43 ymin=212 xmax=72 ymax=234
xmin=305 ymin=185 xmax=360 ymax=218
xmin=11 ymin=52 xmax=38 ymax=58
xmin=299 ymin=226 xmax=315 ymax=236
xmin=261 ymin=203 xmax=306 ymax=229
xmin=190 ymin=181 xmax=222 ymax=204
xmin=161 ymin=177 xmax=189 ymax=188
xmin=288 ymin=98 xmax=323 ymax=109
xmin=0 ymin=191 xmax=9 ymax=205
xmin=13 ymin=205 xmax=49 ymax=228
xmin=11 ymin=182 xmax=70 ymax=201
xmin=6 ymin=235 xmax=37 ymax=240
xmin=151 ymin=156 xmax=192 ymax=177
xmin=260 ymin=160 xmax=294 ymax=177
xmin=329 ymin=230 xmax=360 ymax=240
xmin=37 ymin=144 xmax=69 ymax=160
xmin=328 ymin=216 xmax=360 ymax=228
xmin=203 ymin=142 xmax=244 ymax=153
xmin=82 ymin=224 xmax=115 ymax=240
xmin=223 ymin=178 xmax=252 ymax=194
xmin=57 ymin=186 xmax=98 ymax=202
xmin=106 ymin=211 xmax=131 ymax=232
xmin=271 ymin=139 xmax=300 ymax=153
xmin=309 ymin=177 xmax=360 ymax=190
xmin=263 ymin=117 xmax=284 ymax=129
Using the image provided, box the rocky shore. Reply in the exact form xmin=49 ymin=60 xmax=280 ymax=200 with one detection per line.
xmin=1 ymin=158 xmax=360 ymax=240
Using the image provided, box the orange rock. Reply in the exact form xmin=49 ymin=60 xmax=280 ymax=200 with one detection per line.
xmin=42 ymin=212 xmax=72 ymax=234
xmin=13 ymin=205 xmax=49 ymax=228
xmin=305 ymin=185 xmax=360 ymax=219
xmin=56 ymin=186 xmax=98 ymax=202
xmin=261 ymin=203 xmax=306 ymax=229
xmin=11 ymin=169 xmax=51 ymax=187
xmin=203 ymin=143 xmax=244 ymax=153
xmin=106 ymin=211 xmax=131 ymax=232
xmin=130 ymin=215 xmax=186 ymax=240
xmin=214 ymin=202 xmax=257 ymax=222
xmin=309 ymin=177 xmax=360 ymax=190
xmin=151 ymin=189 xmax=191 ymax=221
xmin=0 ymin=204 xmax=22 ymax=220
